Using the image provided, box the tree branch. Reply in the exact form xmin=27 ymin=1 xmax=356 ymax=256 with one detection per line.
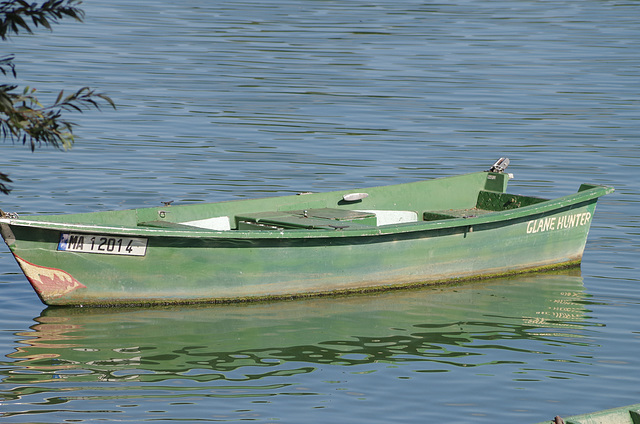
xmin=0 ymin=0 xmax=85 ymax=40
xmin=0 ymin=170 xmax=11 ymax=195
xmin=1 ymin=85 xmax=115 ymax=151
xmin=1 ymin=1 xmax=115 ymax=194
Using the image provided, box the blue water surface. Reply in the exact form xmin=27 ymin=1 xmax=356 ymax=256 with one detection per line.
xmin=1 ymin=0 xmax=639 ymax=422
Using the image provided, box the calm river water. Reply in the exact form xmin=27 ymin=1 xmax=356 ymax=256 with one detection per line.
xmin=1 ymin=0 xmax=639 ymax=422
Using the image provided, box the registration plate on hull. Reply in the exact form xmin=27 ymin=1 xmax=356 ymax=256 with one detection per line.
xmin=58 ymin=233 xmax=148 ymax=256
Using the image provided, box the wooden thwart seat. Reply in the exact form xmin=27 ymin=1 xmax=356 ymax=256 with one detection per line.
xmin=423 ymin=208 xmax=496 ymax=221
xmin=236 ymin=208 xmax=377 ymax=230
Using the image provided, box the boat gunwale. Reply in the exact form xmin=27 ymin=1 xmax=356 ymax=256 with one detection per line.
xmin=0 ymin=183 xmax=614 ymax=240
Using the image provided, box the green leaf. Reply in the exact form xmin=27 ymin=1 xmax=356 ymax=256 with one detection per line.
xmin=54 ymin=89 xmax=64 ymax=105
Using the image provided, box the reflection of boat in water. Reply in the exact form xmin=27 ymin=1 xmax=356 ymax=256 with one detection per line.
xmin=6 ymin=270 xmax=588 ymax=385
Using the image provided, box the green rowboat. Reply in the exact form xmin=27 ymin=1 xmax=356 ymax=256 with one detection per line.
xmin=536 ymin=403 xmax=640 ymax=424
xmin=0 ymin=159 xmax=614 ymax=306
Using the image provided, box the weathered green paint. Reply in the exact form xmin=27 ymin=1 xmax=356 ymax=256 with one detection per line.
xmin=536 ymin=403 xmax=640 ymax=424
xmin=0 ymin=170 xmax=614 ymax=306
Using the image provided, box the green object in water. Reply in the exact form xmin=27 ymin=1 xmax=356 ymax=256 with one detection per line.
xmin=536 ymin=403 xmax=640 ymax=424
xmin=0 ymin=160 xmax=614 ymax=306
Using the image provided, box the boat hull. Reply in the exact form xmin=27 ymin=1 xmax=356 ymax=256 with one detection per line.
xmin=0 ymin=171 xmax=613 ymax=306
